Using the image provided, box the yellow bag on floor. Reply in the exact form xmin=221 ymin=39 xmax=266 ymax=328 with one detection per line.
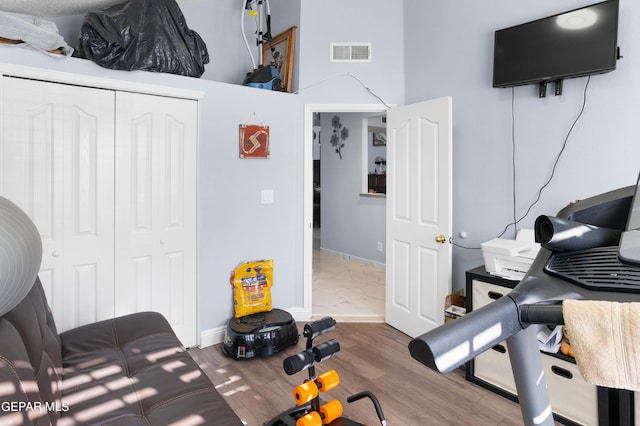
xmin=230 ymin=259 xmax=273 ymax=318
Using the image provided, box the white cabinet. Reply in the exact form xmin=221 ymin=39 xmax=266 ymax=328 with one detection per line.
xmin=0 ymin=75 xmax=198 ymax=346
xmin=465 ymin=267 xmax=599 ymax=426
xmin=542 ymin=354 xmax=599 ymax=425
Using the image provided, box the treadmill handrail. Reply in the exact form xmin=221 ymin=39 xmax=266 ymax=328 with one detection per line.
xmin=409 ymin=294 xmax=522 ymax=373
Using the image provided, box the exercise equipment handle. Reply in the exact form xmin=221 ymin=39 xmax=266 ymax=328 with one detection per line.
xmin=312 ymin=339 xmax=340 ymax=362
xmin=304 ymin=316 xmax=336 ymax=339
xmin=283 ymin=339 xmax=341 ymax=375
xmin=283 ymin=350 xmax=315 ymax=376
xmin=409 ymin=294 xmax=522 ymax=373
xmin=520 ymin=303 xmax=564 ymax=325
xmin=347 ymin=391 xmax=387 ymax=425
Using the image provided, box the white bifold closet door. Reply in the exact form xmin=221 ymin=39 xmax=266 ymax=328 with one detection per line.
xmin=114 ymin=91 xmax=198 ymax=347
xmin=1 ymin=76 xmax=198 ymax=346
xmin=0 ymin=76 xmax=116 ymax=332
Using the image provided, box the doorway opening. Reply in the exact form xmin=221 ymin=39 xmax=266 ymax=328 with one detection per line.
xmin=303 ymin=104 xmax=388 ymax=321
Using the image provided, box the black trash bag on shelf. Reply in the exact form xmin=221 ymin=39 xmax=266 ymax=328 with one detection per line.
xmin=76 ymin=0 xmax=209 ymax=77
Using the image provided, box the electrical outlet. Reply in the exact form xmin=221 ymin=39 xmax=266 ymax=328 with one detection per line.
xmin=377 ymin=242 xmax=383 ymax=252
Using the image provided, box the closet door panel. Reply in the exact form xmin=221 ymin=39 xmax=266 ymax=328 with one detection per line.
xmin=115 ymin=91 xmax=197 ymax=347
xmin=130 ymin=112 xmax=154 ymax=232
xmin=160 ymin=114 xmax=191 ymax=328
xmin=1 ymin=76 xmax=115 ymax=331
xmin=1 ymin=82 xmax=59 ymax=252
xmin=61 ymin=99 xmax=116 ymax=330
xmin=0 ymin=91 xmax=61 ymax=310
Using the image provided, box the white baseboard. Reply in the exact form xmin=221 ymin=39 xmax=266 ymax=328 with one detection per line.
xmin=199 ymin=326 xmax=227 ymax=348
xmin=319 ymin=247 xmax=385 ymax=269
xmin=286 ymin=306 xmax=312 ymax=322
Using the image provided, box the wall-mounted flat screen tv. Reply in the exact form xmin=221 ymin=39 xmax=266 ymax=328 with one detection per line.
xmin=493 ymin=0 xmax=619 ymax=88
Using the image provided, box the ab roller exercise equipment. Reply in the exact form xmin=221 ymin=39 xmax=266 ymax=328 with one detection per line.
xmin=265 ymin=317 xmax=387 ymax=426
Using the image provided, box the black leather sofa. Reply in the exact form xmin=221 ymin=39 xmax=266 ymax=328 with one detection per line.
xmin=0 ymin=196 xmax=243 ymax=426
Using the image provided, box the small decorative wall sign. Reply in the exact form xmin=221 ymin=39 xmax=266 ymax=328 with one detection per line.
xmin=239 ymin=124 xmax=270 ymax=158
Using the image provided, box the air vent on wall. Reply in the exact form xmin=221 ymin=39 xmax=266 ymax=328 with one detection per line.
xmin=330 ymin=43 xmax=372 ymax=63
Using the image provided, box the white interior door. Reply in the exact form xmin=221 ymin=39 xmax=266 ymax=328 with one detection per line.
xmin=385 ymin=97 xmax=453 ymax=338
xmin=1 ymin=77 xmax=115 ymax=332
xmin=114 ymin=91 xmax=198 ymax=347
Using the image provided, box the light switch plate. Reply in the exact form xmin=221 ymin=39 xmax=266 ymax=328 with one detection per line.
xmin=261 ymin=189 xmax=274 ymax=204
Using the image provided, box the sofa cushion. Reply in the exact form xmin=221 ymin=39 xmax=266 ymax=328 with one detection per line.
xmin=58 ymin=311 xmax=243 ymax=426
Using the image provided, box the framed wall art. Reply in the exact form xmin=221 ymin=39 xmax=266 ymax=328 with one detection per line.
xmin=373 ymin=132 xmax=386 ymax=147
xmin=262 ymin=26 xmax=297 ymax=92
xmin=239 ymin=124 xmax=270 ymax=159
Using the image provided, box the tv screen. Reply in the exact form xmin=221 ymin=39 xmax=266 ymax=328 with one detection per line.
xmin=493 ymin=0 xmax=619 ymax=88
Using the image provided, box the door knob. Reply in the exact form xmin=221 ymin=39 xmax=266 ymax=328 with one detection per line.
xmin=435 ymin=234 xmax=447 ymax=244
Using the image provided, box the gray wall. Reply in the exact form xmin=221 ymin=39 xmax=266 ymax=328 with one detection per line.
xmin=11 ymin=0 xmax=640 ymax=324
xmin=319 ymin=112 xmax=386 ymax=264
xmin=296 ymin=0 xmax=405 ymax=106
xmin=403 ymin=0 xmax=640 ymax=291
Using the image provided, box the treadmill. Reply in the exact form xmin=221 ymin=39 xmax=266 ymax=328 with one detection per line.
xmin=409 ymin=175 xmax=640 ymax=426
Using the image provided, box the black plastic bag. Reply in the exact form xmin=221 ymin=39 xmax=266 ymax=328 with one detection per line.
xmin=77 ymin=0 xmax=209 ymax=77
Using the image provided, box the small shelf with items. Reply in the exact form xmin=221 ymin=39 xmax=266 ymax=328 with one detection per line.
xmin=367 ymin=173 xmax=386 ymax=195
xmin=368 ymin=156 xmax=387 ymax=194
xmin=464 ymin=266 xmax=614 ymax=426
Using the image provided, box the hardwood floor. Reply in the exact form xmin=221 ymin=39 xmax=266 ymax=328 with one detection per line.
xmin=189 ymin=322 xmax=535 ymax=426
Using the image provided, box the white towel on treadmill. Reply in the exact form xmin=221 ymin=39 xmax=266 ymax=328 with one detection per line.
xmin=563 ymin=300 xmax=640 ymax=391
